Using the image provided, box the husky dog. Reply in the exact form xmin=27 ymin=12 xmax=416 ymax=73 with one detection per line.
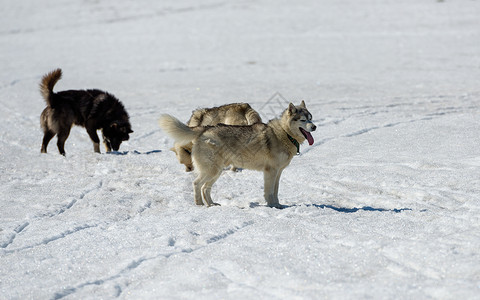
xmin=172 ymin=103 xmax=262 ymax=172
xmin=39 ymin=69 xmax=133 ymax=155
xmin=159 ymin=101 xmax=316 ymax=208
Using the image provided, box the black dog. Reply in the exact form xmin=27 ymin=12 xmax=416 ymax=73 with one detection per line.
xmin=40 ymin=69 xmax=133 ymax=155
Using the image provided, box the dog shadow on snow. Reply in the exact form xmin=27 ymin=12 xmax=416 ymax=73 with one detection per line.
xmin=249 ymin=202 xmax=413 ymax=213
xmin=106 ymin=149 xmax=162 ymax=155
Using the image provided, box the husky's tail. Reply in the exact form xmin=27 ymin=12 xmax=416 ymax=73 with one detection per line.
xmin=39 ymin=68 xmax=62 ymax=107
xmin=159 ymin=114 xmax=202 ymax=145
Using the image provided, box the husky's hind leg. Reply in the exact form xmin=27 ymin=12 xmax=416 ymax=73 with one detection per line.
xmin=41 ymin=130 xmax=55 ymax=153
xmin=192 ymin=142 xmax=223 ymax=206
xmin=193 ymin=175 xmax=206 ymax=205
xmin=193 ymin=168 xmax=221 ymax=206
xmin=201 ymin=170 xmax=222 ymax=206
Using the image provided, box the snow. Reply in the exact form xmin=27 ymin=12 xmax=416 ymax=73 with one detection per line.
xmin=1 ymin=0 xmax=480 ymax=298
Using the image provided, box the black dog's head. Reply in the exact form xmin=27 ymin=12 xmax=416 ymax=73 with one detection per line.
xmin=102 ymin=121 xmax=133 ymax=151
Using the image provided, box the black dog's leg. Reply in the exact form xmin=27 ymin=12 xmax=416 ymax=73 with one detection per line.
xmin=104 ymin=142 xmax=112 ymax=152
xmin=86 ymin=125 xmax=101 ymax=153
xmin=102 ymin=133 xmax=112 ymax=152
xmin=56 ymin=128 xmax=71 ymax=156
xmin=41 ymin=130 xmax=55 ymax=153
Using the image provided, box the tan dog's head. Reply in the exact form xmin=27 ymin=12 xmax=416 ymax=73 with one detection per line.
xmin=171 ymin=143 xmax=194 ymax=172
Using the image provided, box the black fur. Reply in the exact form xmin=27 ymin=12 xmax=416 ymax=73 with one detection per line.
xmin=40 ymin=69 xmax=133 ymax=155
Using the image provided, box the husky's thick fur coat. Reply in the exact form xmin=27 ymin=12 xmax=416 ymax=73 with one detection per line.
xmin=172 ymin=103 xmax=262 ymax=171
xmin=39 ymin=69 xmax=133 ymax=155
xmin=159 ymin=101 xmax=316 ymax=208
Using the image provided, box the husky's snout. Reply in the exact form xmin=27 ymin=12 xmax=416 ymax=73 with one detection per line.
xmin=306 ymin=121 xmax=316 ymax=132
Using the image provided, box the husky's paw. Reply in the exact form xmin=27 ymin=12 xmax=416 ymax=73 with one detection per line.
xmin=268 ymin=203 xmax=285 ymax=209
xmin=208 ymin=202 xmax=221 ymax=207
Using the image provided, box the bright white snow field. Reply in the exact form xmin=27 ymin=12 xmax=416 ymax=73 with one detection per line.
xmin=1 ymin=0 xmax=479 ymax=299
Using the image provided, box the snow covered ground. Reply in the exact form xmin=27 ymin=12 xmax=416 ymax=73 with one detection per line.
xmin=1 ymin=0 xmax=480 ymax=299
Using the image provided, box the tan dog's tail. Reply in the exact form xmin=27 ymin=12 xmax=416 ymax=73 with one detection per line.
xmin=39 ymin=68 xmax=62 ymax=107
xmin=159 ymin=114 xmax=202 ymax=145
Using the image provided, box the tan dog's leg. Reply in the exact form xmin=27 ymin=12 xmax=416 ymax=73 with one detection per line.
xmin=201 ymin=170 xmax=222 ymax=206
xmin=193 ymin=175 xmax=205 ymax=205
xmin=264 ymin=168 xmax=282 ymax=208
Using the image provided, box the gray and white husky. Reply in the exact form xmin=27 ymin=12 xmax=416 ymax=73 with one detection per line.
xmin=159 ymin=101 xmax=316 ymax=208
xmin=172 ymin=103 xmax=261 ymax=172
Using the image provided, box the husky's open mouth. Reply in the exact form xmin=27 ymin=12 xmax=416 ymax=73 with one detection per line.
xmin=300 ymin=128 xmax=314 ymax=145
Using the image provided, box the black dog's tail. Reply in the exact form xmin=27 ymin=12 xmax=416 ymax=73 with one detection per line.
xmin=39 ymin=68 xmax=62 ymax=106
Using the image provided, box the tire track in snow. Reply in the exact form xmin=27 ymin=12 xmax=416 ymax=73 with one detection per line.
xmin=341 ymin=114 xmax=447 ymax=138
xmin=0 ymin=222 xmax=30 ymax=249
xmin=14 ymin=222 xmax=30 ymax=233
xmin=0 ymin=75 xmax=40 ymax=90
xmin=306 ymin=95 xmax=478 ymax=151
xmin=1 ymin=181 xmax=103 ymax=251
xmin=2 ymin=223 xmax=98 ymax=254
xmin=131 ymin=129 xmax=161 ymax=142
xmin=33 ymin=198 xmax=78 ymax=219
xmin=51 ymin=220 xmax=254 ymax=299
xmin=0 ymin=2 xmax=226 ymax=36
xmin=303 ymin=111 xmax=463 ymax=155
xmin=205 ymin=220 xmax=254 ymax=244
xmin=381 ymin=248 xmax=443 ymax=280
xmin=0 ymin=234 xmax=16 ymax=249
xmin=32 ymin=180 xmax=103 ymax=219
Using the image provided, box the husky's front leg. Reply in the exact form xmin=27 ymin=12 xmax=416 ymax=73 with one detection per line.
xmin=264 ymin=168 xmax=281 ymax=208
xmin=273 ymin=169 xmax=284 ymax=204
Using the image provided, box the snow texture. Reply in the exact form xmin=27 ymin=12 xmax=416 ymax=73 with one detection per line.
xmin=1 ymin=0 xmax=480 ymax=299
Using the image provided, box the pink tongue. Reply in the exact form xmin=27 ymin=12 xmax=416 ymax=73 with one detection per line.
xmin=300 ymin=128 xmax=314 ymax=146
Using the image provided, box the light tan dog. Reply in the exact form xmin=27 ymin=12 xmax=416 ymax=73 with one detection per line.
xmin=159 ymin=101 xmax=316 ymax=208
xmin=172 ymin=103 xmax=261 ymax=171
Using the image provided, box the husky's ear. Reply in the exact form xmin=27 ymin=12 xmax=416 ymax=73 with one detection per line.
xmin=288 ymin=103 xmax=297 ymax=114
xmin=299 ymin=100 xmax=306 ymax=108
